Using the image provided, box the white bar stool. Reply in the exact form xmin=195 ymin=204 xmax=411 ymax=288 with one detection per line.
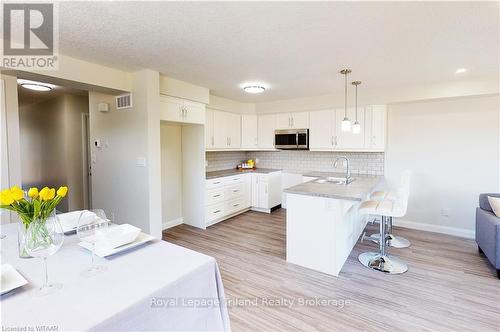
xmin=367 ymin=170 xmax=412 ymax=248
xmin=358 ymin=188 xmax=410 ymax=274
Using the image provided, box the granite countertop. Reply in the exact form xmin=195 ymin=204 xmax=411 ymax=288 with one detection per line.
xmin=284 ymin=174 xmax=382 ymax=201
xmin=206 ymin=168 xmax=282 ymax=179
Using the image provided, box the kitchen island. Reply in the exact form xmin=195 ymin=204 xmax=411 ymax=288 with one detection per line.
xmin=284 ymin=174 xmax=382 ymax=276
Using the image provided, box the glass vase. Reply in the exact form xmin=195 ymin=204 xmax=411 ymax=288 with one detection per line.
xmin=17 ymin=210 xmax=57 ymax=258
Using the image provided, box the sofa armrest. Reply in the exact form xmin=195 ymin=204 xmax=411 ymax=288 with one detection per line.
xmin=476 ymin=208 xmax=500 ymax=268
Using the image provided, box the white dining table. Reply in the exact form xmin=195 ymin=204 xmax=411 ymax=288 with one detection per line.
xmin=0 ymin=223 xmax=231 ymax=331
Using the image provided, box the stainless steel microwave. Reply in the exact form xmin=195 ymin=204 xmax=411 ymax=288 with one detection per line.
xmin=274 ymin=129 xmax=309 ymax=150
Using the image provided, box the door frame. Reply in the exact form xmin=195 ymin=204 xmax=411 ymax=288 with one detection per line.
xmin=81 ymin=112 xmax=92 ymax=209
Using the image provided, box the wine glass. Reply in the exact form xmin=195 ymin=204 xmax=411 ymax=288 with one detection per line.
xmin=77 ymin=209 xmax=109 ymax=277
xmin=25 ymin=213 xmax=64 ymax=296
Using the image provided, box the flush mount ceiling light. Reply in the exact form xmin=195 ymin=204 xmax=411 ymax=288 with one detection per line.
xmin=340 ymin=69 xmax=352 ymax=132
xmin=455 ymin=68 xmax=467 ymax=74
xmin=17 ymin=79 xmax=54 ymax=92
xmin=241 ymin=82 xmax=267 ymax=94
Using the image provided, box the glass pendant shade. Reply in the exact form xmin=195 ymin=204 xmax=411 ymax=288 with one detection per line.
xmin=352 ymin=121 xmax=361 ymax=134
xmin=341 ymin=117 xmax=352 ymax=132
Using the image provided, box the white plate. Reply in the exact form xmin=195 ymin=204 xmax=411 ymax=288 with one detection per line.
xmin=1 ymin=264 xmax=28 ymax=295
xmin=78 ymin=232 xmax=155 ymax=258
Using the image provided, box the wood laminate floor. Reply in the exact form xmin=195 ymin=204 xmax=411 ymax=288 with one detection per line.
xmin=163 ymin=209 xmax=500 ymax=332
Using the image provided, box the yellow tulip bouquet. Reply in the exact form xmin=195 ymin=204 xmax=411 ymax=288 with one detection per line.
xmin=0 ymin=185 xmax=68 ymax=257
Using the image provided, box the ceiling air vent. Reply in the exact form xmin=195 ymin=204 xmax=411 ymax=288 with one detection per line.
xmin=116 ymin=94 xmax=132 ymax=110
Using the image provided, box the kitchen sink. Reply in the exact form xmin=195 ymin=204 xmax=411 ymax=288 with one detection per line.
xmin=315 ymin=177 xmax=355 ymax=185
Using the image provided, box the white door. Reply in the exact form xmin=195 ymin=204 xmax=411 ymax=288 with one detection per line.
xmin=336 ymin=108 xmax=365 ymax=149
xmin=205 ymin=108 xmax=214 ymax=149
xmin=159 ymin=96 xmax=183 ymax=122
xmin=309 ymin=110 xmax=334 ymax=150
xmin=258 ymin=114 xmax=277 ymax=149
xmin=241 ymin=114 xmax=258 ymax=149
xmin=290 ymin=112 xmax=309 ymax=129
xmin=227 ymin=113 xmax=241 ymax=148
xmin=276 ymin=113 xmax=292 ymax=129
xmin=213 ymin=110 xmax=229 ymax=148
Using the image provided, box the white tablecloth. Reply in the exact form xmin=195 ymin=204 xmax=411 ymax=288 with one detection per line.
xmin=0 ymin=223 xmax=231 ymax=331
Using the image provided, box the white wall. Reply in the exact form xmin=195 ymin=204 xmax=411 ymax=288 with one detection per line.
xmin=160 ymin=124 xmax=183 ymax=226
xmin=89 ymin=70 xmax=162 ymax=238
xmin=385 ymin=95 xmax=500 ymax=238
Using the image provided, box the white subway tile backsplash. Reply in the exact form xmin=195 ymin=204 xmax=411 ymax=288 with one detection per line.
xmin=206 ymin=150 xmax=384 ymax=175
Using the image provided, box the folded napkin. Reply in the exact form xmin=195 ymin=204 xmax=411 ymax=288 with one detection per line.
xmin=58 ymin=210 xmax=95 ymax=233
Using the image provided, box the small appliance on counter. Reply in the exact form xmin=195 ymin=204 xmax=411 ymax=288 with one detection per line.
xmin=237 ymin=159 xmax=255 ymax=170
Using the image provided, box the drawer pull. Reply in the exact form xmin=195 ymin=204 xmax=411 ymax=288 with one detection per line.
xmin=213 ymin=181 xmax=221 ymax=185
xmin=213 ymin=210 xmax=221 ymax=214
xmin=232 ymin=190 xmax=239 ymax=193
xmin=213 ymin=194 xmax=221 ymax=198
xmin=233 ymin=204 xmax=239 ymax=207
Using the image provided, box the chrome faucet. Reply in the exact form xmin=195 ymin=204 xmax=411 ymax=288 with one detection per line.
xmin=333 ymin=156 xmax=351 ymax=184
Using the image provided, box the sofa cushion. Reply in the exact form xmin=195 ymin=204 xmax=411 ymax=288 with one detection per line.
xmin=479 ymin=193 xmax=500 ymax=212
xmin=488 ymin=196 xmax=500 ymax=218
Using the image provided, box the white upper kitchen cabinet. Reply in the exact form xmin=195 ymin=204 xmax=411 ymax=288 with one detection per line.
xmin=364 ymin=105 xmax=386 ymax=151
xmin=205 ymin=108 xmax=215 ymax=149
xmin=335 ymin=107 xmax=365 ymax=149
xmin=309 ymin=110 xmax=337 ymax=150
xmin=212 ymin=110 xmax=241 ymax=149
xmin=258 ymin=114 xmax=277 ymax=149
xmin=241 ymin=114 xmax=259 ymax=149
xmin=276 ymin=112 xmax=309 ymax=129
xmin=160 ymin=95 xmax=205 ymax=125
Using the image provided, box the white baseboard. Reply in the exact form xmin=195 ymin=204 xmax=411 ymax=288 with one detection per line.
xmin=162 ymin=217 xmax=183 ymax=230
xmin=393 ymin=219 xmax=475 ymax=239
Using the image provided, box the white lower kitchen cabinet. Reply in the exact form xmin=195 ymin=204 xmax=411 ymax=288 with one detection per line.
xmin=205 ymin=171 xmax=282 ymax=226
xmin=251 ymin=171 xmax=282 ymax=213
xmin=205 ymin=174 xmax=251 ymax=226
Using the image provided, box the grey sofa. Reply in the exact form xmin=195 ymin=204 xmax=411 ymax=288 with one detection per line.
xmin=476 ymin=193 xmax=500 ymax=278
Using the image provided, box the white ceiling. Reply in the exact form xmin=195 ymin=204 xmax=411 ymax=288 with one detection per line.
xmin=57 ymin=1 xmax=499 ymax=102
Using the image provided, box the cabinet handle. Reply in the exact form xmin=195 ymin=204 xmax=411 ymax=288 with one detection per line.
xmin=265 ymin=185 xmax=268 ymax=194
xmin=229 ymin=137 xmax=231 ymax=145
xmin=213 ymin=194 xmax=221 ymax=198
xmin=184 ymin=108 xmax=188 ymax=117
xmin=334 ymin=136 xmax=338 ymax=146
xmin=213 ymin=181 xmax=221 ymax=184
xmin=233 ymin=203 xmax=239 ymax=207
xmin=213 ymin=210 xmax=221 ymax=214
xmin=291 ymin=117 xmax=294 ymax=127
xmin=331 ymin=136 xmax=334 ymax=146
xmin=233 ymin=189 xmax=239 ymax=193
xmin=211 ymin=136 xmax=214 ymax=146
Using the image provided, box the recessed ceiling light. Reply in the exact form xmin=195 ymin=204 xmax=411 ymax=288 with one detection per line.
xmin=17 ymin=79 xmax=54 ymax=92
xmin=241 ymin=82 xmax=268 ymax=94
xmin=455 ymin=68 xmax=467 ymax=74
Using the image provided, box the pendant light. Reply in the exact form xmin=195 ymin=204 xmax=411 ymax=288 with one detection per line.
xmin=351 ymin=81 xmax=361 ymax=134
xmin=340 ymin=69 xmax=352 ymax=132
